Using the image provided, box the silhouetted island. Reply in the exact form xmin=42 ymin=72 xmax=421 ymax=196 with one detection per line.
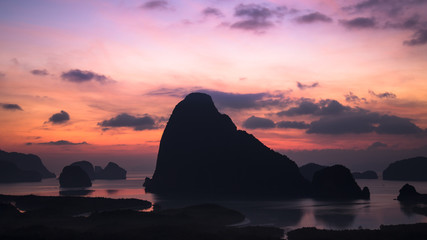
xmin=0 ymin=160 xmax=42 ymax=182
xmin=144 ymin=92 xmax=310 ymax=197
xmin=0 ymin=150 xmax=55 ymax=180
xmin=95 ymin=162 xmax=127 ymax=179
xmin=299 ymin=163 xmax=326 ymax=182
xmin=71 ymin=160 xmax=96 ymax=179
xmin=59 ymin=165 xmax=92 ymax=188
xmin=383 ymin=156 xmax=427 ymax=181
xmin=397 ymin=184 xmax=427 ymax=203
xmin=312 ymin=165 xmax=370 ymax=200
xmin=352 ymin=170 xmax=378 ymax=179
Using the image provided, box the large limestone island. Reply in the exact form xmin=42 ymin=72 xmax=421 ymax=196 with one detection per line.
xmin=383 ymin=156 xmax=427 ymax=181
xmin=0 ymin=150 xmax=55 ymax=183
xmin=144 ymin=92 xmax=369 ymax=199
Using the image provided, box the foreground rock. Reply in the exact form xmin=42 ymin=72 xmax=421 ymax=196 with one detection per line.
xmin=144 ymin=92 xmax=310 ymax=196
xmin=0 ymin=160 xmax=42 ymax=183
xmin=299 ymin=163 xmax=326 ymax=182
xmin=352 ymin=170 xmax=378 ymax=179
xmin=383 ymin=156 xmax=427 ymax=181
xmin=95 ymin=162 xmax=126 ymax=179
xmin=59 ymin=165 xmax=92 ymax=188
xmin=312 ymin=165 xmax=370 ymax=200
xmin=71 ymin=161 xmax=95 ymax=179
xmin=0 ymin=150 xmax=55 ymax=179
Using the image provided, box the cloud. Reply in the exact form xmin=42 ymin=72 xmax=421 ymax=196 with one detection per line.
xmin=30 ymin=69 xmax=49 ymax=76
xmin=243 ymin=116 xmax=275 ymax=129
xmin=297 ymin=81 xmax=319 ymax=90
xmin=202 ymin=7 xmax=224 ymax=18
xmin=340 ymin=17 xmax=376 ymax=29
xmin=230 ymin=4 xmax=286 ymax=31
xmin=47 ymin=110 xmax=70 ymax=124
xmin=345 ymin=92 xmax=367 ymax=103
xmin=2 ymin=103 xmax=23 ymax=111
xmin=369 ymin=90 xmax=396 ymax=99
xmin=146 ymin=88 xmax=292 ymax=110
xmin=404 ymin=29 xmax=427 ymax=46
xmin=141 ymin=0 xmax=169 ymax=10
xmin=367 ymin=141 xmax=388 ymax=150
xmin=61 ymin=69 xmax=112 ymax=84
xmin=277 ymin=99 xmax=348 ymax=116
xmin=0 ymin=72 xmax=5 ymax=78
xmin=38 ymin=140 xmax=88 ymax=145
xmin=307 ymin=111 xmax=423 ymax=135
xmin=295 ymin=12 xmax=333 ymax=24
xmin=276 ymin=121 xmax=310 ymax=129
xmin=98 ymin=113 xmax=157 ymax=131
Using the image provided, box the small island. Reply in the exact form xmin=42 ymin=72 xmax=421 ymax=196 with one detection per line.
xmin=383 ymin=156 xmax=427 ymax=181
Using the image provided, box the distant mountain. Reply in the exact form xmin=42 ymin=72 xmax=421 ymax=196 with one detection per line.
xmin=383 ymin=156 xmax=427 ymax=181
xmin=299 ymin=163 xmax=327 ymax=182
xmin=0 ymin=150 xmax=55 ymax=179
xmin=0 ymin=160 xmax=42 ymax=183
xmin=144 ymin=92 xmax=310 ymax=197
xmin=352 ymin=170 xmax=378 ymax=179
xmin=71 ymin=161 xmax=95 ymax=180
xmin=95 ymin=162 xmax=126 ymax=180
xmin=312 ymin=165 xmax=370 ymax=200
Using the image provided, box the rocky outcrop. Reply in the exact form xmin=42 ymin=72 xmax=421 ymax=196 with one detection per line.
xmin=299 ymin=163 xmax=327 ymax=182
xmin=383 ymin=157 xmax=427 ymax=181
xmin=144 ymin=92 xmax=310 ymax=196
xmin=312 ymin=165 xmax=370 ymax=200
xmin=352 ymin=170 xmax=378 ymax=179
xmin=0 ymin=150 xmax=55 ymax=178
xmin=59 ymin=165 xmax=92 ymax=188
xmin=71 ymin=161 xmax=95 ymax=180
xmin=95 ymin=162 xmax=126 ymax=179
xmin=397 ymin=184 xmax=427 ymax=203
xmin=0 ymin=160 xmax=42 ymax=183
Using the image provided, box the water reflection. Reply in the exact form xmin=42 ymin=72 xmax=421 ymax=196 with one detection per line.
xmin=59 ymin=189 xmax=94 ymax=196
xmin=314 ymin=208 xmax=356 ymax=228
xmin=105 ymin=189 xmax=119 ymax=195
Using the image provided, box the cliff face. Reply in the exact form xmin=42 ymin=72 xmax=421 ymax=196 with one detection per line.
xmin=0 ymin=150 xmax=55 ymax=179
xmin=144 ymin=93 xmax=310 ymax=197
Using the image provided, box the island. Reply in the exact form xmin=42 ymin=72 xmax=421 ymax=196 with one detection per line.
xmin=383 ymin=156 xmax=427 ymax=181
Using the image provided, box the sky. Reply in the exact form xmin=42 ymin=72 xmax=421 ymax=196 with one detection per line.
xmin=1 ymin=0 xmax=427 ymax=173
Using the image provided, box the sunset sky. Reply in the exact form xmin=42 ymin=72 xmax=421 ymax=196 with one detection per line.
xmin=1 ymin=0 xmax=426 ymax=173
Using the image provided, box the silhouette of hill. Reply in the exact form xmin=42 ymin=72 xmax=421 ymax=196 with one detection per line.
xmin=0 ymin=160 xmax=41 ymax=183
xmin=299 ymin=163 xmax=326 ymax=182
xmin=383 ymin=156 xmax=427 ymax=181
xmin=71 ymin=161 xmax=95 ymax=179
xmin=144 ymin=92 xmax=310 ymax=197
xmin=312 ymin=165 xmax=370 ymax=200
xmin=0 ymin=150 xmax=55 ymax=178
xmin=397 ymin=184 xmax=427 ymax=203
xmin=95 ymin=162 xmax=126 ymax=179
xmin=352 ymin=170 xmax=378 ymax=179
xmin=59 ymin=165 xmax=92 ymax=188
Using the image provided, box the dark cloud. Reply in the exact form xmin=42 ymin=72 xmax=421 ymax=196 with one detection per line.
xmin=30 ymin=69 xmax=48 ymax=76
xmin=98 ymin=113 xmax=157 ymax=131
xmin=141 ymin=0 xmax=168 ymax=10
xmin=367 ymin=141 xmax=388 ymax=150
xmin=242 ymin=116 xmax=275 ymax=129
xmin=277 ymin=99 xmax=348 ymax=116
xmin=404 ymin=29 xmax=427 ymax=46
xmin=340 ymin=17 xmax=376 ymax=29
xmin=278 ymin=100 xmax=319 ymax=116
xmin=230 ymin=4 xmax=286 ymax=31
xmin=369 ymin=90 xmax=397 ymax=99
xmin=202 ymin=7 xmax=224 ymax=17
xmin=307 ymin=111 xmax=423 ymax=135
xmin=47 ymin=110 xmax=70 ymax=124
xmin=297 ymin=81 xmax=319 ymax=90
xmin=345 ymin=92 xmax=366 ymax=103
xmin=0 ymin=72 xmax=5 ymax=78
xmin=146 ymin=88 xmax=292 ymax=110
xmin=38 ymin=140 xmax=88 ymax=145
xmin=2 ymin=103 xmax=23 ymax=111
xmin=61 ymin=69 xmax=112 ymax=84
xmin=295 ymin=12 xmax=333 ymax=24
xmin=276 ymin=121 xmax=310 ymax=129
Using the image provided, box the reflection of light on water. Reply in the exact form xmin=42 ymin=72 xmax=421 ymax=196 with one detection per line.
xmin=10 ymin=201 xmax=26 ymax=213
xmin=139 ymin=205 xmax=154 ymax=212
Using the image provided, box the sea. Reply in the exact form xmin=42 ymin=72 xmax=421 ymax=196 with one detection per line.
xmin=1 ymin=170 xmax=427 ymax=232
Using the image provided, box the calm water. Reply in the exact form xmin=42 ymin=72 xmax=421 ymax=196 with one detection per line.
xmin=1 ymin=171 xmax=427 ymax=231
